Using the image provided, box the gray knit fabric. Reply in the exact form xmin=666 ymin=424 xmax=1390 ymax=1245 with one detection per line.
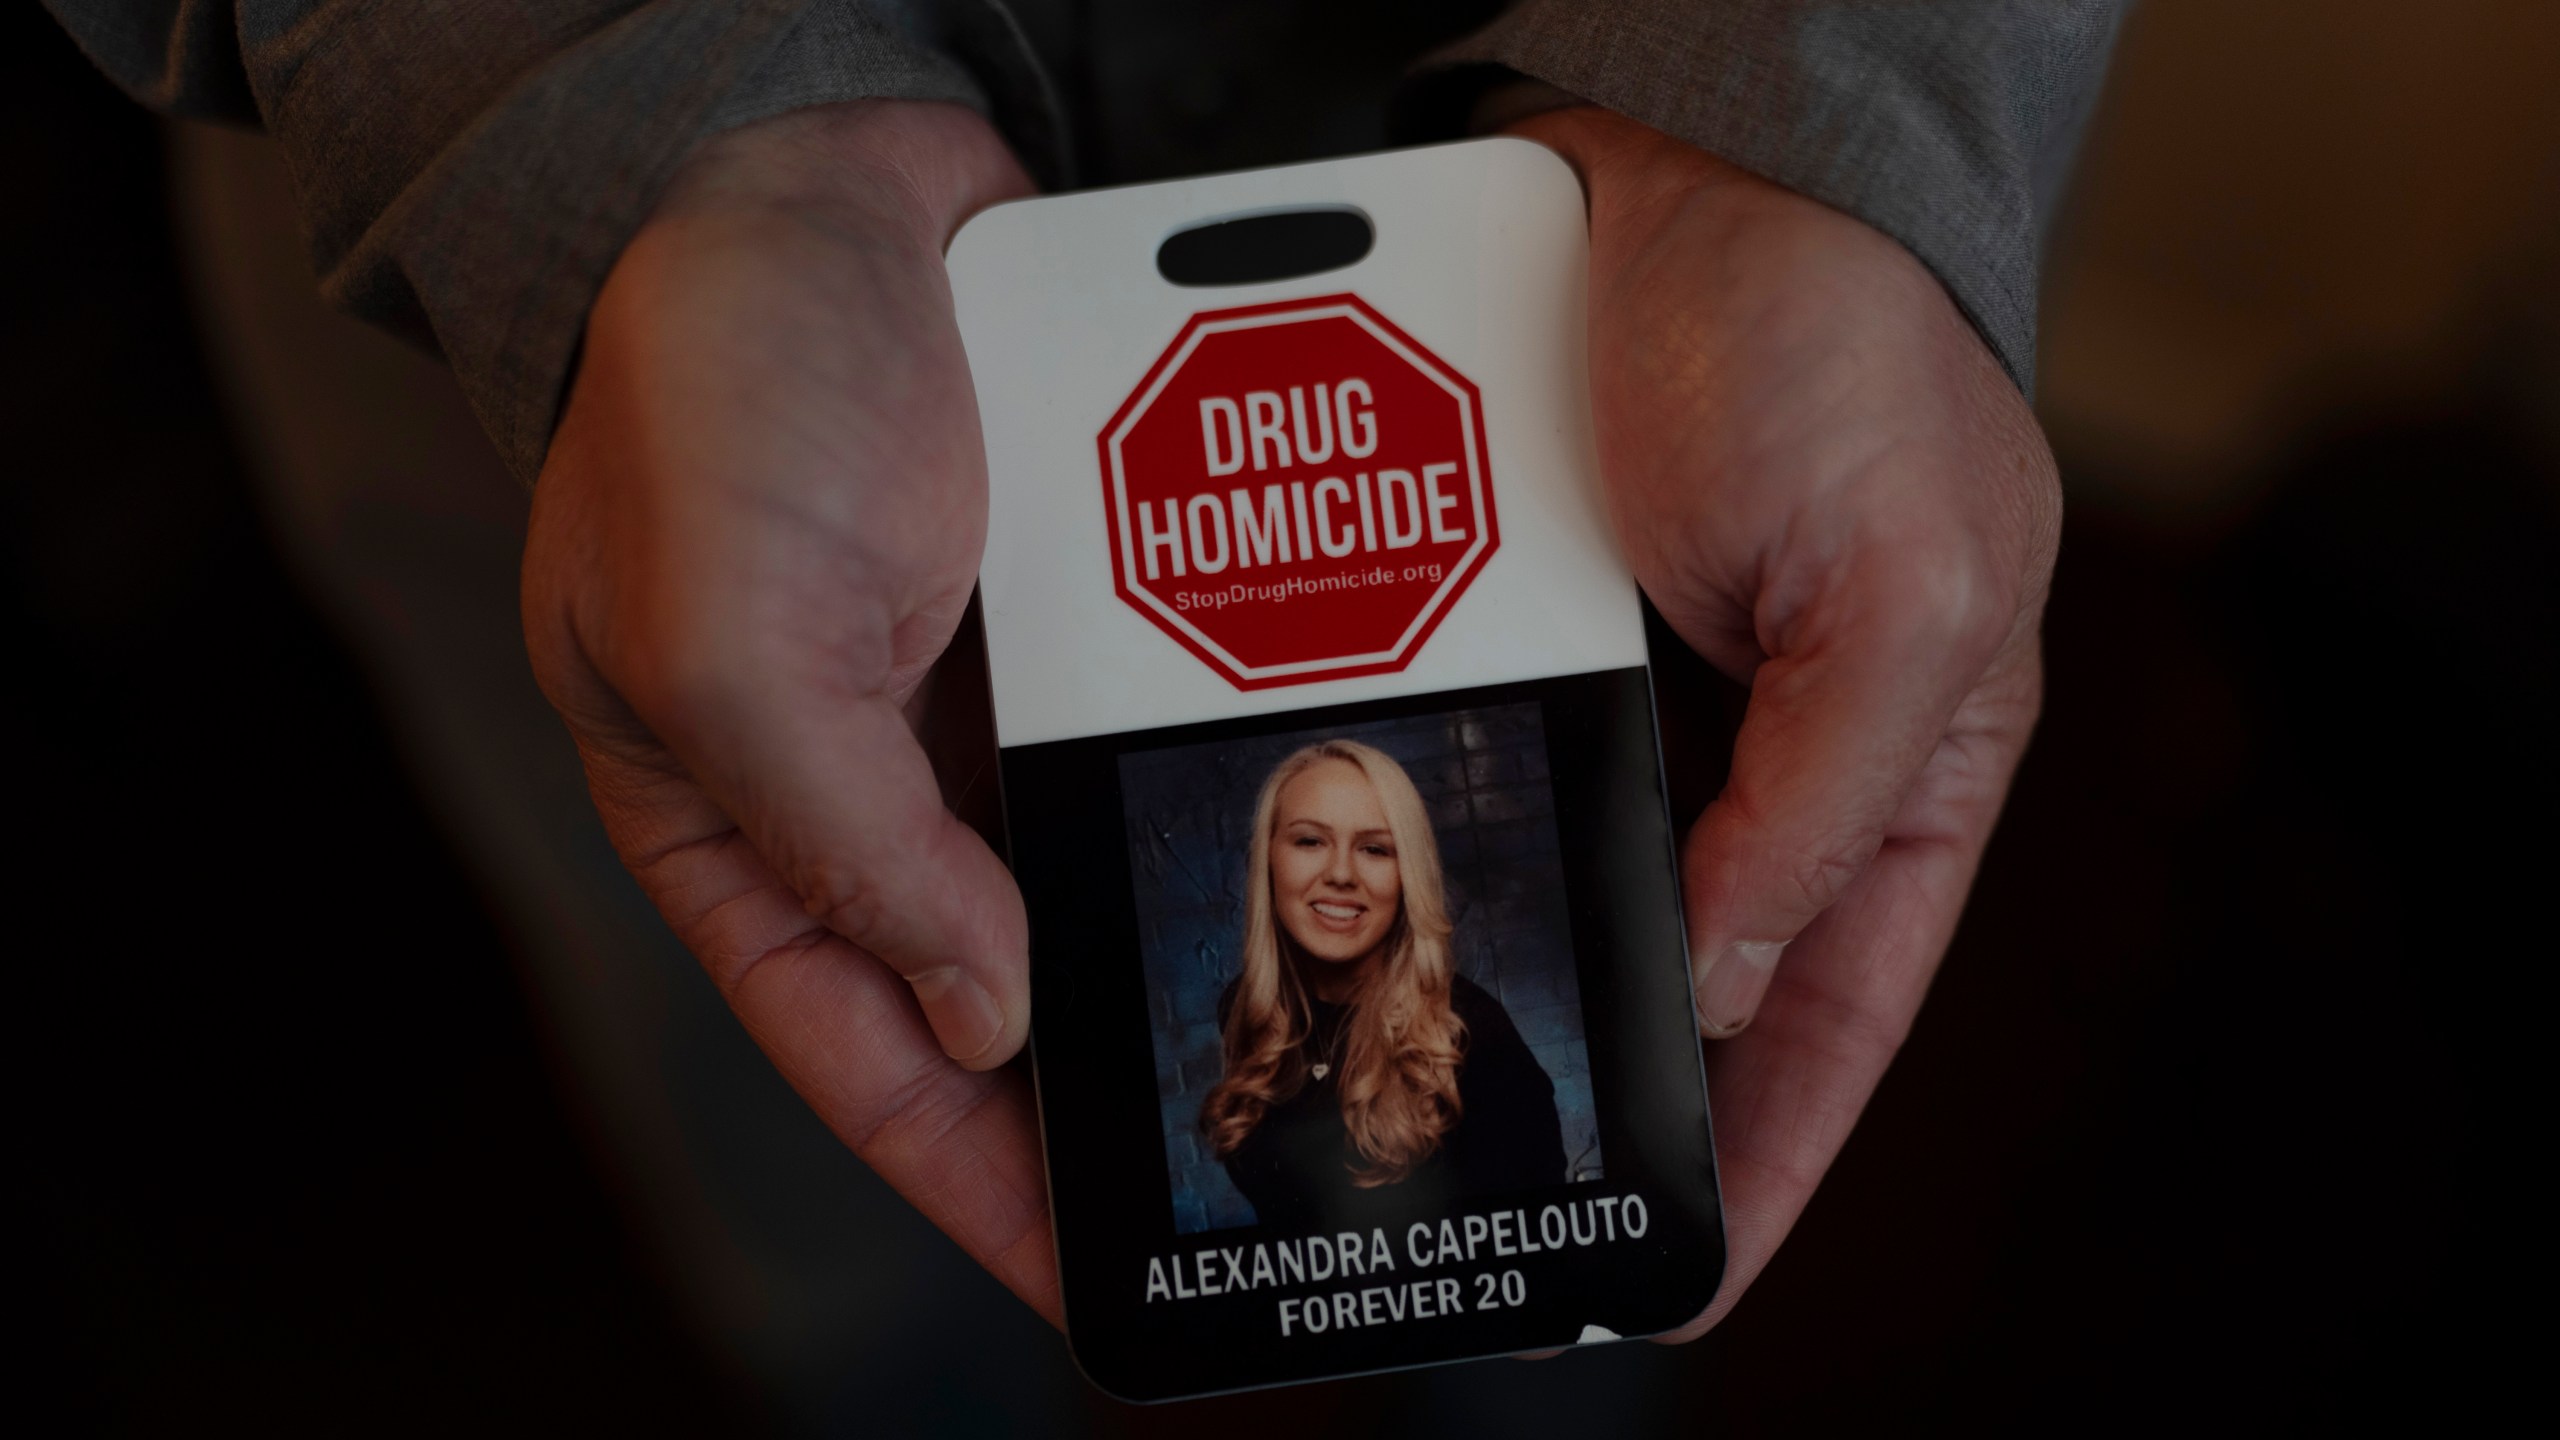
xmin=1423 ymin=0 xmax=2131 ymax=395
xmin=44 ymin=0 xmax=997 ymax=481
xmin=43 ymin=0 xmax=2128 ymax=478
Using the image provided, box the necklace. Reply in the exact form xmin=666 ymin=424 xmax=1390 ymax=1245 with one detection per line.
xmin=1308 ymin=1011 xmax=1347 ymax=1082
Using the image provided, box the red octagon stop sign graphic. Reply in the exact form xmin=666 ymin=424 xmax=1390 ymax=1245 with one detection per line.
xmin=1098 ymin=294 xmax=1498 ymax=690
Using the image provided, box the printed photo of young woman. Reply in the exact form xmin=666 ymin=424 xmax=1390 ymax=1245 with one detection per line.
xmin=1122 ymin=705 xmax=1602 ymax=1235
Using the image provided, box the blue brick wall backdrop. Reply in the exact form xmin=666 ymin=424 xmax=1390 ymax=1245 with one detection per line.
xmin=1119 ymin=702 xmax=1603 ymax=1235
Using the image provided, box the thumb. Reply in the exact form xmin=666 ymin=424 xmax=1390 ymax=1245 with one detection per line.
xmin=700 ymin=685 xmax=1028 ymax=1066
xmin=1682 ymin=551 xmax=2008 ymax=1037
xmin=582 ymin=603 xmax=1029 ymax=1068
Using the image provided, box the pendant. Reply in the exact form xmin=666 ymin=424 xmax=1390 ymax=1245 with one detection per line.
xmin=1311 ymin=1063 xmax=1331 ymax=1080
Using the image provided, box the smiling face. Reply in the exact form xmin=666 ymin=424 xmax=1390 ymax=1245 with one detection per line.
xmin=1269 ymin=757 xmax=1404 ymax=974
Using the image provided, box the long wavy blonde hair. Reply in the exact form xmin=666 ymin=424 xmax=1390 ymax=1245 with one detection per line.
xmin=1200 ymin=740 xmax=1467 ymax=1186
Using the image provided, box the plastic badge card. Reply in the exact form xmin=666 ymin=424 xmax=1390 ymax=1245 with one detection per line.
xmin=948 ymin=138 xmax=1723 ymax=1400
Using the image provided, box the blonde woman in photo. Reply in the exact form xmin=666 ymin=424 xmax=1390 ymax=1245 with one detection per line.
xmin=1201 ymin=740 xmax=1564 ymax=1227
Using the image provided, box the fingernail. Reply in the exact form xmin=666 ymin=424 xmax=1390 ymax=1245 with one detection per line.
xmin=909 ymin=966 xmax=1005 ymax=1062
xmin=1693 ymin=940 xmax=1787 ymax=1038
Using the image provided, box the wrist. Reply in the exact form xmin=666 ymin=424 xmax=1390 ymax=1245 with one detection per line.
xmin=1504 ymin=104 xmax=1759 ymax=223
xmin=650 ymin=99 xmax=1033 ymax=256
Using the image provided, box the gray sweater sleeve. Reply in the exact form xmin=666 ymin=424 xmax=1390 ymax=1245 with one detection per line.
xmin=1419 ymin=0 xmax=2133 ymax=396
xmin=46 ymin=1 xmax=2126 ymax=475
xmin=40 ymin=0 xmax=1027 ymax=483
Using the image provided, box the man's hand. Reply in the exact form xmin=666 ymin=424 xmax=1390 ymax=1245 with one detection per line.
xmin=1510 ymin=107 xmax=2061 ymax=1339
xmin=521 ymin=91 xmax=2053 ymax=1345
xmin=521 ymin=101 xmax=1060 ymax=1318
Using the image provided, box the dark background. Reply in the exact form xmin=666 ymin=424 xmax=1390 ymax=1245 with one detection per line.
xmin=6 ymin=13 xmax=742 ymax=1432
xmin=1122 ymin=702 xmax=1601 ymax=1234
xmin=14 ymin=1 xmax=2554 ymax=1432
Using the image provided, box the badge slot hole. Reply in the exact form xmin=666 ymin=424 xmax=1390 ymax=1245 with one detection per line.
xmin=1156 ymin=207 xmax=1374 ymax=288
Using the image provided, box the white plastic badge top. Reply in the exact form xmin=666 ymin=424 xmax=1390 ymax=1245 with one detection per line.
xmin=946 ymin=140 xmax=1720 ymax=1403
xmin=950 ymin=138 xmax=1642 ymax=739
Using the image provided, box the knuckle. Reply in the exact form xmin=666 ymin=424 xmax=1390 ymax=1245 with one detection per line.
xmin=695 ymin=914 xmax=830 ymax=999
xmin=794 ymin=790 xmax=955 ymax=960
xmin=1867 ymin=539 xmax=2015 ymax=663
xmin=802 ymin=857 xmax=899 ymax=952
xmin=1774 ymin=828 xmax=1876 ymax=918
xmin=844 ymin=1053 xmax=1002 ymax=1160
xmin=1719 ymin=784 xmax=1878 ymax=921
xmin=1711 ymin=779 xmax=1883 ymax=923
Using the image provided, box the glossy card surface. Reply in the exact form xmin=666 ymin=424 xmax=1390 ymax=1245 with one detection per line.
xmin=948 ymin=139 xmax=1723 ymax=1400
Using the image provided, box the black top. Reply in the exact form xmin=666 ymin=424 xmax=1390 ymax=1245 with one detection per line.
xmin=1215 ymin=972 xmax=1565 ymax=1231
